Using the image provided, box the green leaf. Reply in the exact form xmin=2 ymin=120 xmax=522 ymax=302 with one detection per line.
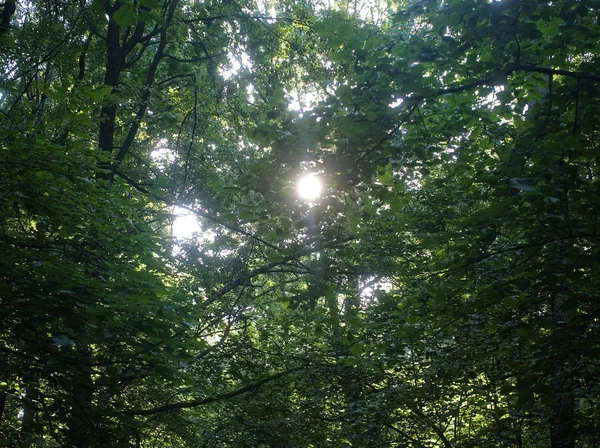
xmin=349 ymin=343 xmax=365 ymax=357
xmin=138 ymin=0 xmax=161 ymax=8
xmin=509 ymin=177 xmax=536 ymax=192
xmin=377 ymin=170 xmax=393 ymax=185
xmin=48 ymin=87 xmax=66 ymax=100
xmin=89 ymin=85 xmax=112 ymax=101
xmin=113 ymin=3 xmax=137 ymax=27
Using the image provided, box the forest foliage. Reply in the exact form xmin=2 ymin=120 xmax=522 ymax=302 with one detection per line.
xmin=1 ymin=0 xmax=599 ymax=447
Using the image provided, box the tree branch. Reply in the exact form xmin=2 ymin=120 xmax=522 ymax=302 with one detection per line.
xmin=515 ymin=64 xmax=600 ymax=82
xmin=201 ymin=253 xmax=311 ymax=308
xmin=111 ymin=0 xmax=180 ymax=174
xmin=410 ymin=406 xmax=453 ymax=448
xmin=114 ymin=170 xmax=282 ymax=251
xmin=386 ymin=424 xmax=426 ymax=447
xmin=183 ymin=14 xmax=306 ymax=26
xmin=162 ymin=52 xmax=227 ymax=63
xmin=121 ymin=369 xmax=299 ymax=416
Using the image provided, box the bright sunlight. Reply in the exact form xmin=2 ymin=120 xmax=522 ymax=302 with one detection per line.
xmin=172 ymin=206 xmax=200 ymax=239
xmin=297 ymin=174 xmax=322 ymax=201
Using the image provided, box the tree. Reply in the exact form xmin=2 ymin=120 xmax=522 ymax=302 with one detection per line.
xmin=0 ymin=0 xmax=320 ymax=445
xmin=263 ymin=1 xmax=600 ymax=446
xmin=1 ymin=0 xmax=599 ymax=446
xmin=222 ymin=0 xmax=600 ymax=446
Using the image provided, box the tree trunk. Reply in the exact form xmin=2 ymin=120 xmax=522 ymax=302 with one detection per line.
xmin=0 ymin=391 xmax=6 ymax=423
xmin=550 ymin=293 xmax=575 ymax=448
xmin=97 ymin=9 xmax=123 ymax=180
xmin=550 ymin=391 xmax=575 ymax=448
xmin=65 ymin=360 xmax=95 ymax=448
xmin=20 ymin=385 xmax=37 ymax=447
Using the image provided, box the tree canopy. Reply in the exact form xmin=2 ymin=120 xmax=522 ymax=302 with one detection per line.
xmin=1 ymin=0 xmax=599 ymax=447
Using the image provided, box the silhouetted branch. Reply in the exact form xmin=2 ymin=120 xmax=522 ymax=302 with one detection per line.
xmin=121 ymin=369 xmax=300 ymax=416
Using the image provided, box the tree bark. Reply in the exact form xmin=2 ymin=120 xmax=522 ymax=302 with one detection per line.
xmin=550 ymin=392 xmax=575 ymax=448
xmin=97 ymin=11 xmax=124 ymax=180
xmin=549 ymin=292 xmax=576 ymax=448
xmin=98 ymin=0 xmax=178 ymax=182
xmin=65 ymin=357 xmax=95 ymax=448
xmin=20 ymin=385 xmax=37 ymax=447
xmin=0 ymin=391 xmax=6 ymax=424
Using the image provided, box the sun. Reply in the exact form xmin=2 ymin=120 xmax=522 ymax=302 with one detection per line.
xmin=297 ymin=174 xmax=322 ymax=201
xmin=172 ymin=206 xmax=200 ymax=239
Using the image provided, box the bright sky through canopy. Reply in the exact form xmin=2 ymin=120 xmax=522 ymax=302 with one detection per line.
xmin=172 ymin=206 xmax=201 ymax=239
xmin=297 ymin=174 xmax=322 ymax=201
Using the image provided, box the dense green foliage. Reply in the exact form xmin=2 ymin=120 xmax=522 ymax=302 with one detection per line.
xmin=1 ymin=0 xmax=599 ymax=447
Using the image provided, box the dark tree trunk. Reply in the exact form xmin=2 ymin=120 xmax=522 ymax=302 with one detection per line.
xmin=550 ymin=293 xmax=576 ymax=448
xmin=550 ymin=392 xmax=575 ymax=448
xmin=65 ymin=359 xmax=95 ymax=448
xmin=98 ymin=17 xmax=123 ymax=166
xmin=20 ymin=386 xmax=37 ymax=447
xmin=97 ymin=11 xmax=123 ymax=180
xmin=0 ymin=391 xmax=6 ymax=423
xmin=97 ymin=0 xmax=173 ymax=182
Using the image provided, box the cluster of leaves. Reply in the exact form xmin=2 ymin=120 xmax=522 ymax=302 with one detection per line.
xmin=1 ymin=0 xmax=599 ymax=447
xmin=216 ymin=0 xmax=600 ymax=447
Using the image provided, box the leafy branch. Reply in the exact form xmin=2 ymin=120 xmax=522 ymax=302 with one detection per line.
xmin=121 ymin=368 xmax=300 ymax=416
xmin=515 ymin=64 xmax=600 ymax=82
